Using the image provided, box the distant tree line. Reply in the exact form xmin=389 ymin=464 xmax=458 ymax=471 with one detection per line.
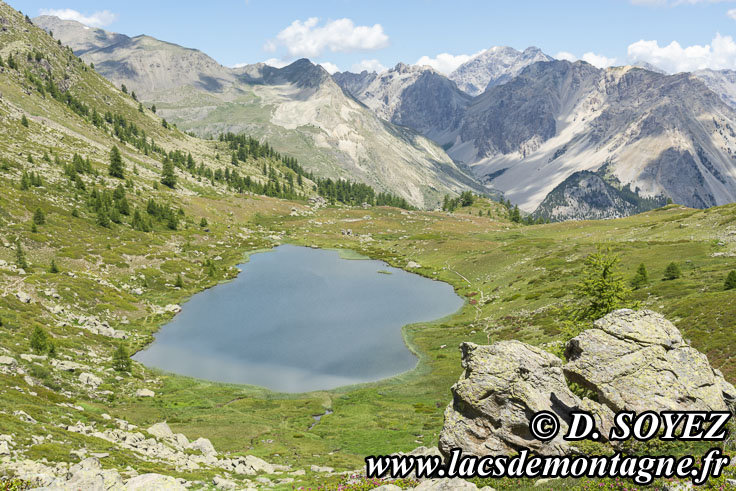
xmin=219 ymin=132 xmax=413 ymax=209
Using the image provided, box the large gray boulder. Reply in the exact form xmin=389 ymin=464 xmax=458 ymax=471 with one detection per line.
xmin=147 ymin=422 xmax=174 ymax=439
xmin=438 ymin=341 xmax=608 ymax=457
xmin=37 ymin=458 xmax=125 ymax=490
xmin=564 ymin=309 xmax=736 ymax=413
xmin=125 ymin=473 xmax=186 ymax=490
xmin=439 ymin=310 xmax=735 ymax=459
xmin=413 ymin=478 xmax=479 ymax=490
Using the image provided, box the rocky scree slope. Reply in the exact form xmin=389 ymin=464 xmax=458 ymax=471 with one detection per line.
xmin=695 ymin=69 xmax=736 ymax=110
xmin=449 ymin=62 xmax=736 ymax=214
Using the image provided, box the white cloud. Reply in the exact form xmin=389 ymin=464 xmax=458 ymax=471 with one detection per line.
xmin=554 ymin=51 xmax=578 ymax=62
xmin=552 ymin=51 xmax=617 ymax=68
xmin=581 ymin=52 xmax=618 ymax=68
xmin=266 ymin=17 xmax=389 ymax=59
xmin=38 ymin=8 xmax=117 ymax=28
xmin=262 ymin=58 xmax=290 ymax=68
xmin=415 ymin=50 xmax=488 ymax=75
xmin=318 ymin=61 xmax=340 ymax=74
xmin=627 ymin=33 xmax=736 ymax=72
xmin=351 ymin=59 xmax=387 ymax=73
xmin=728 ymin=8 xmax=736 ymax=19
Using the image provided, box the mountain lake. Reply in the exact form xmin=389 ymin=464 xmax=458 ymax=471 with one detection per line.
xmin=133 ymin=244 xmax=464 ymax=392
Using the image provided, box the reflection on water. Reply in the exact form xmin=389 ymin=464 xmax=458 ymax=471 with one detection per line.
xmin=134 ymin=245 xmax=463 ymax=392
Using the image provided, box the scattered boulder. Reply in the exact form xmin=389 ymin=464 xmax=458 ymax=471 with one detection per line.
xmin=0 ymin=441 xmax=10 ymax=456
xmin=213 ymin=475 xmax=237 ymax=489
xmin=564 ymin=309 xmax=736 ymax=413
xmin=164 ymin=304 xmax=182 ymax=314
xmin=78 ymin=372 xmax=102 ymax=388
xmin=147 ymin=422 xmax=174 ymax=439
xmin=13 ymin=410 xmax=37 ymax=424
xmin=15 ymin=291 xmax=31 ymax=303
xmin=126 ymin=473 xmax=186 ymax=490
xmin=135 ymin=388 xmax=155 ymax=398
xmin=0 ymin=356 xmax=17 ymax=369
xmin=244 ymin=455 xmax=274 ymax=474
xmin=51 ymin=359 xmax=85 ymax=372
xmin=58 ymin=457 xmax=124 ymax=490
xmin=189 ymin=437 xmax=216 ymax=456
xmin=413 ymin=478 xmax=479 ymax=490
xmin=20 ymin=353 xmax=46 ymax=362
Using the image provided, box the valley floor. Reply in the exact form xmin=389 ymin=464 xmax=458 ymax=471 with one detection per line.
xmin=2 ymin=193 xmax=736 ymax=489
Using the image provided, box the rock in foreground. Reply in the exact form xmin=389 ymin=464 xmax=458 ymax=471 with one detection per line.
xmin=564 ymin=309 xmax=736 ymax=413
xmin=440 ymin=309 xmax=736 ymax=458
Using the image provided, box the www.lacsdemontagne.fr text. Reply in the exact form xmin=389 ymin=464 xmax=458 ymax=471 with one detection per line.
xmin=365 ymin=448 xmax=731 ymax=485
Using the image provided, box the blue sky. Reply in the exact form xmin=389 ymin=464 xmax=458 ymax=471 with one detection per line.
xmin=11 ymin=0 xmax=736 ymax=74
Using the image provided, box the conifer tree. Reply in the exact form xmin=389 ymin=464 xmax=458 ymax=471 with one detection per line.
xmin=49 ymin=259 xmax=60 ymax=274
xmin=21 ymin=114 xmax=29 ymax=127
xmin=663 ymin=262 xmax=681 ymax=280
xmin=576 ymin=246 xmax=631 ymax=322
xmin=15 ymin=241 xmax=28 ymax=269
xmin=113 ymin=344 xmax=131 ymax=372
xmin=30 ymin=327 xmax=48 ymax=353
xmin=510 ymin=205 xmax=522 ymax=223
xmin=631 ymin=263 xmax=648 ymax=289
xmin=109 ymin=146 xmax=125 ymax=178
xmin=33 ymin=207 xmax=45 ymax=225
xmin=96 ymin=210 xmax=111 ymax=228
xmin=725 ymin=271 xmax=736 ymax=291
xmin=160 ymin=159 xmax=176 ymax=189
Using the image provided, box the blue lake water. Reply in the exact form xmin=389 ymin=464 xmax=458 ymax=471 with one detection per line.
xmin=133 ymin=244 xmax=463 ymax=392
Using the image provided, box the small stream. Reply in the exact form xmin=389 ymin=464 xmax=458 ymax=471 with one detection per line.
xmin=308 ymin=409 xmax=334 ymax=430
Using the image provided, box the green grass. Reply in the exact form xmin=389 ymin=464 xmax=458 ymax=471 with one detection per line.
xmin=1 ymin=4 xmax=735 ymax=488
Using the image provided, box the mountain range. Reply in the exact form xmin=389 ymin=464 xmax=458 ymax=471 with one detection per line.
xmin=33 ymin=15 xmax=484 ymax=210
xmin=35 ymin=15 xmax=736 ymax=219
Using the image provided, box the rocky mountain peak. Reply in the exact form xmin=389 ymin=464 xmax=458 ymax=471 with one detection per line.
xmin=449 ymin=45 xmax=554 ymax=95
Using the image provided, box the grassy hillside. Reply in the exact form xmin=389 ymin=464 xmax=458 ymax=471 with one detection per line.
xmin=1 ymin=3 xmax=735 ymax=490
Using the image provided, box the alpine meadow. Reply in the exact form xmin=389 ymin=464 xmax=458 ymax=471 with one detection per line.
xmin=0 ymin=1 xmax=736 ymax=490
